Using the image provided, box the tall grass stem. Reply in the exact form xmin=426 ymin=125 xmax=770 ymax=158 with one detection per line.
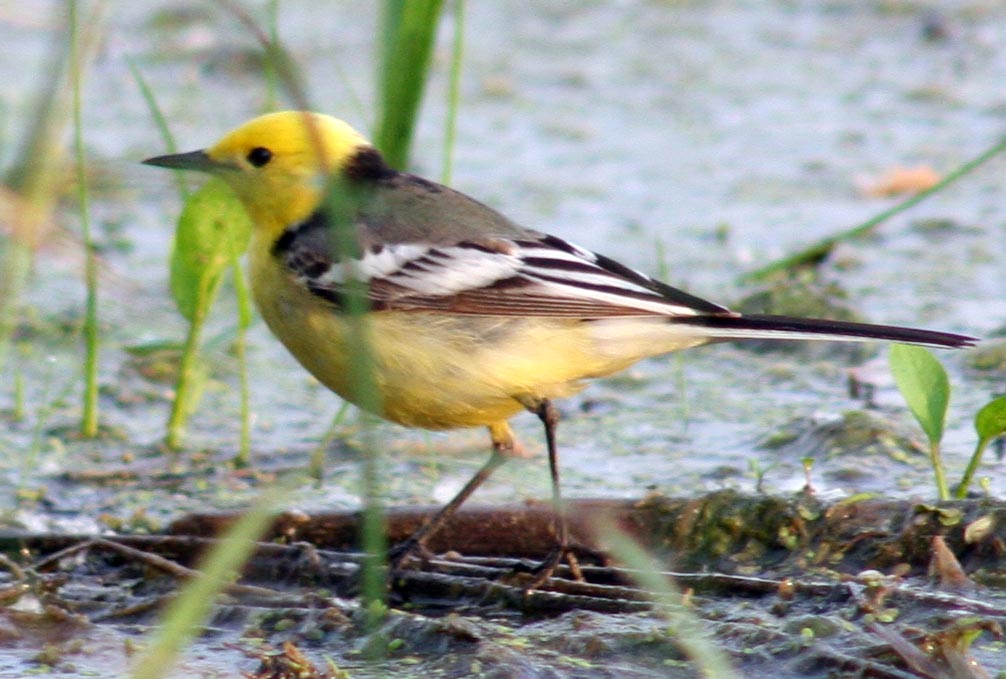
xmin=441 ymin=0 xmax=465 ymax=184
xmin=12 ymin=360 xmax=25 ymax=422
xmin=0 ymin=2 xmax=79 ymax=373
xmin=128 ymin=59 xmax=188 ymax=198
xmin=600 ymin=525 xmax=739 ymax=679
xmin=129 ymin=486 xmax=286 ymax=679
xmin=309 ymin=401 xmax=352 ymax=483
xmin=743 ymin=136 xmax=1006 ymax=282
xmin=166 ymin=310 xmax=207 ymax=450
xmin=930 ymin=441 xmax=949 ymax=501
xmin=70 ymin=0 xmax=100 ymax=438
xmin=231 ymin=259 xmax=253 ymax=466
xmin=325 ymin=182 xmax=388 ymax=620
xmin=262 ymin=0 xmax=280 ymax=112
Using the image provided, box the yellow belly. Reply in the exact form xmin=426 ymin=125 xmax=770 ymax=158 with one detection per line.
xmin=250 ymin=243 xmax=710 ymax=432
xmin=252 ymin=260 xmax=597 ymax=430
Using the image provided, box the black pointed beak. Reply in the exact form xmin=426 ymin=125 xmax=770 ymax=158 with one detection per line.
xmin=142 ymin=149 xmax=231 ymax=172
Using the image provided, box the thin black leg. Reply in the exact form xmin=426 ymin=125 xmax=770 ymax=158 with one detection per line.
xmin=390 ymin=449 xmax=507 ymax=569
xmin=525 ymin=399 xmax=582 ymax=588
xmin=538 ymin=400 xmax=568 ymax=552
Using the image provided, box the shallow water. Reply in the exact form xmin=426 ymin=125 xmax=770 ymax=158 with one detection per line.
xmin=1 ymin=1 xmax=1005 ymax=676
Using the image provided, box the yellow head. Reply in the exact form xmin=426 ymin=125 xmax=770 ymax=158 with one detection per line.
xmin=144 ymin=111 xmax=370 ymax=229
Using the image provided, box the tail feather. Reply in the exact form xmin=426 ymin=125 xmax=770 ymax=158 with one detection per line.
xmin=675 ymin=313 xmax=977 ymax=349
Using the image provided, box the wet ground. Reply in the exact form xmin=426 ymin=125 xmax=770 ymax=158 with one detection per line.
xmin=1 ymin=0 xmax=1005 ymax=677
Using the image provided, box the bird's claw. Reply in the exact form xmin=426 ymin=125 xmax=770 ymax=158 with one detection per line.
xmin=388 ymin=538 xmax=436 ymax=573
xmin=511 ymin=544 xmax=587 ymax=591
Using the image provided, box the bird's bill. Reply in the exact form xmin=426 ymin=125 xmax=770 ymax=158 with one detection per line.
xmin=142 ymin=149 xmax=230 ymax=172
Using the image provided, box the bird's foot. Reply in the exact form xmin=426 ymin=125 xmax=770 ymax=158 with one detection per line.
xmin=387 ymin=537 xmax=436 ymax=573
xmin=511 ymin=543 xmax=598 ymax=591
xmin=530 ymin=546 xmax=583 ymax=589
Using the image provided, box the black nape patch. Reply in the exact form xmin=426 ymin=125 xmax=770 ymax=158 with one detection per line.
xmin=344 ymin=147 xmax=396 ymax=181
xmin=271 ymin=209 xmax=330 ymax=256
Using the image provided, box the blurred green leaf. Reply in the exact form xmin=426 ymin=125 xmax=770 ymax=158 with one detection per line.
xmin=889 ymin=344 xmax=950 ymax=445
xmin=169 ymin=178 xmax=252 ymax=321
xmin=131 ymin=484 xmax=286 ymax=679
xmin=974 ymin=396 xmax=1006 ymax=444
xmin=374 ymin=0 xmax=446 ymax=169
xmin=958 ymin=396 xmax=1006 ymax=498
xmin=165 ymin=178 xmax=251 ymax=449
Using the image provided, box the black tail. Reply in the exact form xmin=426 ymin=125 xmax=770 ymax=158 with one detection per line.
xmin=675 ymin=313 xmax=977 ymax=349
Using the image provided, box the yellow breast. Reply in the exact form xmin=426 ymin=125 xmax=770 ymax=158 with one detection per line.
xmin=247 ymin=234 xmax=642 ymax=431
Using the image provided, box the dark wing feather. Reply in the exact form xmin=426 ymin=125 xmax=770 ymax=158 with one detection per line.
xmin=273 ymin=209 xmax=725 ymax=318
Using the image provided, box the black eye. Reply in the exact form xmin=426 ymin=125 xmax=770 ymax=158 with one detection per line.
xmin=246 ymin=147 xmax=273 ymax=167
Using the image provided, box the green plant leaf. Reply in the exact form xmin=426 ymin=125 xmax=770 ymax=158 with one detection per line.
xmin=169 ymin=178 xmax=252 ymax=321
xmin=889 ymin=344 xmax=950 ymax=445
xmin=975 ymin=396 xmax=1006 ymax=444
xmin=956 ymin=397 xmax=1005 ymax=498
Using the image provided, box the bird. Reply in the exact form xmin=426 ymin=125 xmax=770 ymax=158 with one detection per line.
xmin=144 ymin=111 xmax=976 ymax=586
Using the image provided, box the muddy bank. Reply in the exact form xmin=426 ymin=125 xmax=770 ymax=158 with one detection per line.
xmin=2 ymin=492 xmax=1004 ymax=677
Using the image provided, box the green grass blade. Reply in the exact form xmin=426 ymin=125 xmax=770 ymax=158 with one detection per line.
xmin=309 ymin=401 xmax=352 ymax=483
xmin=70 ymin=0 xmax=101 ymax=438
xmin=12 ymin=354 xmax=25 ymax=422
xmin=217 ymin=0 xmax=313 ymax=111
xmin=129 ymin=486 xmax=285 ymax=679
xmin=0 ymin=2 xmax=76 ymax=373
xmin=441 ymin=0 xmax=465 ymax=184
xmin=230 ymin=246 xmax=255 ymax=466
xmin=599 ymin=525 xmax=739 ymax=679
xmin=127 ymin=58 xmax=188 ymax=199
xmin=165 ymin=321 xmax=208 ymax=451
xmin=3 ymin=11 xmax=69 ymax=194
xmin=374 ymin=0 xmax=446 ymax=169
xmin=323 ymin=177 xmax=387 ymax=617
xmin=741 ymin=137 xmax=1006 ymax=282
xmin=262 ymin=0 xmax=281 ymax=112
xmin=215 ymin=0 xmax=388 ymax=619
xmin=0 ymin=240 xmax=34 ymax=376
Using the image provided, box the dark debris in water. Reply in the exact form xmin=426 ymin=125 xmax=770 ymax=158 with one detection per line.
xmin=238 ymin=640 xmax=350 ymax=679
xmin=1 ymin=493 xmax=1005 ymax=678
